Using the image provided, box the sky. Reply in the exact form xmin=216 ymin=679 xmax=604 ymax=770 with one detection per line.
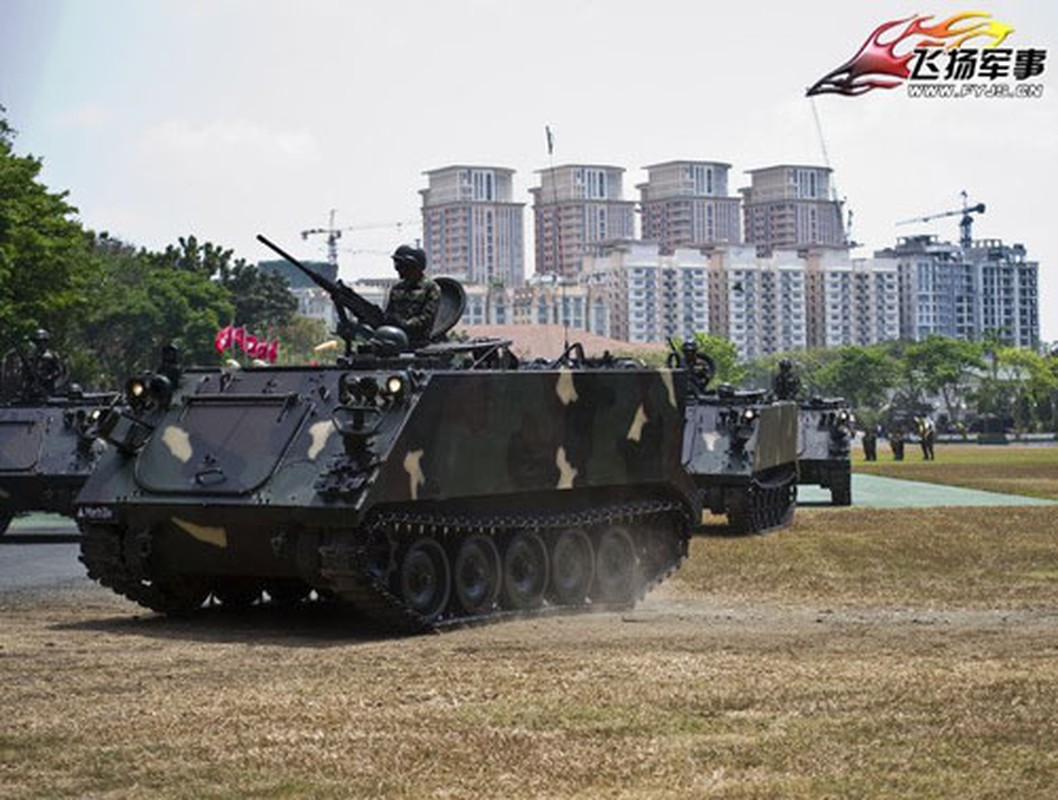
xmin=2 ymin=0 xmax=1056 ymax=340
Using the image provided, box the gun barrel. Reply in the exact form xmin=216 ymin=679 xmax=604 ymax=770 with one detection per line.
xmin=256 ymin=234 xmax=384 ymax=328
xmin=256 ymin=234 xmax=328 ymax=291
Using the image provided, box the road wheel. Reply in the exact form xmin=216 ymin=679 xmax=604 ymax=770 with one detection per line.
xmin=212 ymin=578 xmax=262 ymax=608
xmin=453 ymin=535 xmax=501 ymax=615
xmin=501 ymin=532 xmax=549 ymax=610
xmin=154 ymin=576 xmax=211 ymax=615
xmin=398 ymin=538 xmax=451 ymax=623
xmin=591 ymin=526 xmax=637 ymax=604
xmin=265 ymin=579 xmax=311 ymax=606
xmin=547 ymin=528 xmax=594 ymax=606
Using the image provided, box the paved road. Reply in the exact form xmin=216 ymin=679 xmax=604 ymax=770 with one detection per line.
xmin=799 ymin=473 xmax=1058 ymax=507
xmin=1 ymin=514 xmax=87 ymax=592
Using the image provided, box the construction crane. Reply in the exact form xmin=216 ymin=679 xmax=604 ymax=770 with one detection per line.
xmin=809 ymin=96 xmax=856 ymax=247
xmin=896 ymin=191 xmax=985 ymax=251
xmin=301 ymin=209 xmax=417 ymax=268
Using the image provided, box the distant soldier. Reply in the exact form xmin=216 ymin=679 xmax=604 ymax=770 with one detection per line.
xmin=918 ymin=416 xmax=936 ymax=461
xmin=384 ymin=245 xmax=441 ymax=349
xmin=861 ymin=425 xmax=878 ymax=461
xmin=771 ymin=359 xmax=802 ymax=401
xmin=890 ymin=427 xmax=905 ymax=461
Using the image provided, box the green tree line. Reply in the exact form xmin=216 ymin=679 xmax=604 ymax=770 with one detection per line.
xmin=1 ymin=108 xmax=326 ymax=390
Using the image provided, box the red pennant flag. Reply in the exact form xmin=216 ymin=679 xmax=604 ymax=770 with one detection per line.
xmin=214 ymin=325 xmax=233 ymax=353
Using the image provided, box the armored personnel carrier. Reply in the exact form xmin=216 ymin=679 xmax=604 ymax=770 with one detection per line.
xmin=671 ymin=344 xmax=798 ymax=535
xmin=797 ymin=397 xmax=853 ymax=505
xmin=76 ymin=237 xmax=698 ymax=632
xmin=0 ymin=332 xmax=114 ymax=535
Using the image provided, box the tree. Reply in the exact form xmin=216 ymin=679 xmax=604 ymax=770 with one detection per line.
xmin=988 ymin=347 xmax=1057 ymax=433
xmin=904 ymin=336 xmax=984 ymax=425
xmin=0 ymin=108 xmax=96 ymax=351
xmin=814 ymin=344 xmax=901 ymax=413
xmin=220 ymin=261 xmax=298 ymax=331
xmin=80 ymin=234 xmax=234 ymax=385
xmin=691 ymin=332 xmax=744 ymax=385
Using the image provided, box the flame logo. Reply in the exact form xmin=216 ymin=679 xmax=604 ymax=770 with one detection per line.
xmin=806 ymin=12 xmax=1014 ymax=97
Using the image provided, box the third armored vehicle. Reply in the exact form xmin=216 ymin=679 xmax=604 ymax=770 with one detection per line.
xmin=797 ymin=397 xmax=853 ymax=505
xmin=76 ymin=237 xmax=699 ymax=632
xmin=673 ymin=344 xmax=799 ymax=535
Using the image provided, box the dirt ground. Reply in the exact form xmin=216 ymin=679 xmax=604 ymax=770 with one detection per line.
xmin=2 ymin=506 xmax=1058 ymax=798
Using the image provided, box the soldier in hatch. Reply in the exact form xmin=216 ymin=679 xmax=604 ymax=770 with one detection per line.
xmin=771 ymin=359 xmax=802 ymax=401
xmin=384 ymin=245 xmax=441 ymax=349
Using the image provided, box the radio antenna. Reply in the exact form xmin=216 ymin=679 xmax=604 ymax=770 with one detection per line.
xmin=545 ymin=125 xmax=570 ymax=352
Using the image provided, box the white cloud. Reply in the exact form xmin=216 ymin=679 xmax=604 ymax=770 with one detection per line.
xmin=51 ymin=104 xmax=112 ymax=130
xmin=140 ymin=119 xmax=319 ymax=161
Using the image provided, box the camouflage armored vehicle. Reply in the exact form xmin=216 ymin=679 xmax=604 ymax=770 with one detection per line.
xmin=0 ymin=331 xmax=115 ymax=535
xmin=671 ymin=344 xmax=798 ymax=535
xmin=76 ymin=237 xmax=698 ymax=632
xmin=797 ymin=397 xmax=853 ymax=505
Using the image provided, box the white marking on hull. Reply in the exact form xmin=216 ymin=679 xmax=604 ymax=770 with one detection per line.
xmin=556 ymin=446 xmax=578 ymax=489
xmin=627 ymin=404 xmax=649 ymax=442
xmin=172 ymin=517 xmax=227 ymax=548
xmin=307 ymin=420 xmax=334 ymax=460
xmin=161 ymin=426 xmax=193 ymax=463
xmin=404 ymin=449 xmax=426 ymax=501
xmin=555 ymin=369 xmax=579 ymax=406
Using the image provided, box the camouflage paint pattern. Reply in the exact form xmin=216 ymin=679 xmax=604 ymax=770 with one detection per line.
xmin=77 ymin=364 xmax=695 ymax=573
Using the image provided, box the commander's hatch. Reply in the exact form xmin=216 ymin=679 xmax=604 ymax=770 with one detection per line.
xmin=134 ymin=393 xmax=310 ymax=495
xmin=0 ymin=410 xmax=44 ymax=471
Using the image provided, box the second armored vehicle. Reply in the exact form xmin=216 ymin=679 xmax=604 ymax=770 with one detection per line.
xmin=76 ymin=238 xmax=699 ymax=632
xmin=0 ymin=331 xmax=113 ymax=535
xmin=673 ymin=344 xmax=799 ymax=535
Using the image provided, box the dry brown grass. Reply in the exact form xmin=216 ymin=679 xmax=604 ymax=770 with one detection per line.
xmin=855 ymin=442 xmax=1058 ymax=499
xmin=3 ymin=505 xmax=1058 ymax=798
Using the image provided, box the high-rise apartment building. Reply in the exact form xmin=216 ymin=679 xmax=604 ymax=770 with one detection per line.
xmin=741 ymin=164 xmax=845 ymax=251
xmin=707 ymin=246 xmax=807 ymax=360
xmin=968 ymin=239 xmax=1039 ymax=349
xmin=877 ymin=234 xmax=1039 ymax=347
xmin=511 ymin=277 xmax=595 ymax=333
xmin=583 ymin=241 xmax=709 ymax=344
xmin=531 ymin=164 xmax=636 ymax=278
xmin=804 ymin=249 xmax=900 ymax=348
xmin=638 ymin=160 xmax=742 ymax=252
xmin=420 ymin=165 xmax=525 ymax=286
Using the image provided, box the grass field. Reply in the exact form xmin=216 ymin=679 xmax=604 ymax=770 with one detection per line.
xmin=2 ymin=451 xmax=1057 ymax=798
xmin=854 ymin=441 xmax=1058 ymax=500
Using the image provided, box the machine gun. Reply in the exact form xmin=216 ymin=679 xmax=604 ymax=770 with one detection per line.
xmin=257 ymin=234 xmax=385 ymax=354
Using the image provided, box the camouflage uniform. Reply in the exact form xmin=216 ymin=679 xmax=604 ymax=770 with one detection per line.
xmin=385 ymin=276 xmax=441 ymax=347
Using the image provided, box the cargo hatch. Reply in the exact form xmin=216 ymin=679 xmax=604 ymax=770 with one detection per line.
xmin=0 ymin=412 xmax=45 ymax=471
xmin=134 ymin=393 xmax=310 ymax=495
